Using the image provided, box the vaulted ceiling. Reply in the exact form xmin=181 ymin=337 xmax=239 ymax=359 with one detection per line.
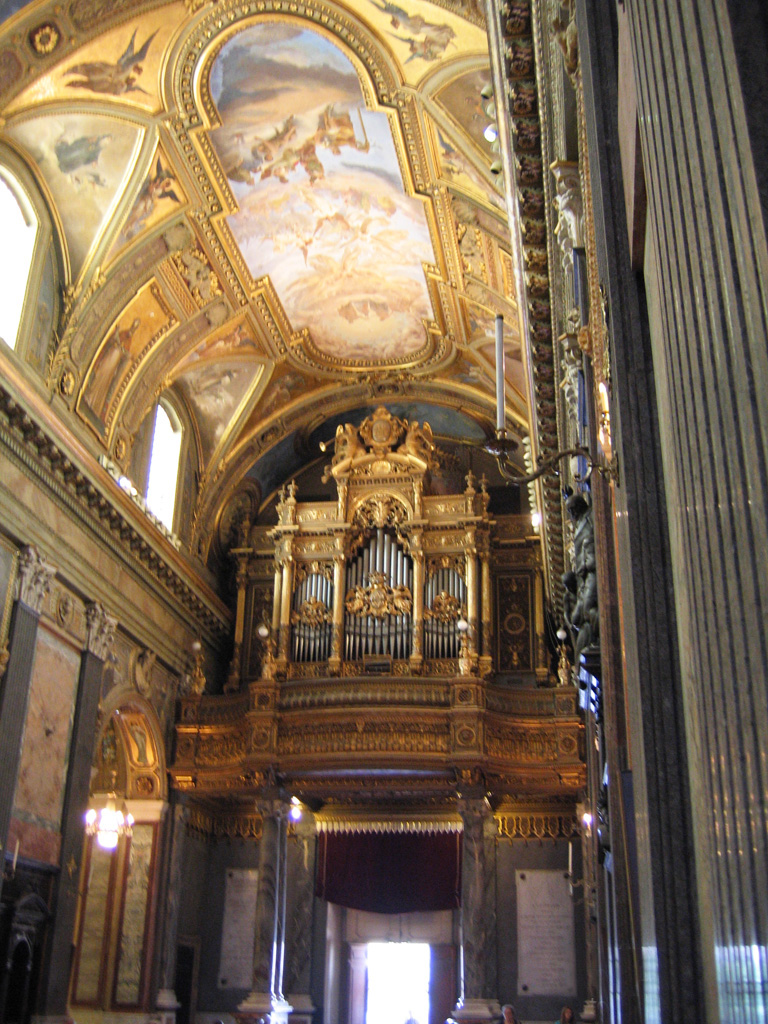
xmin=0 ymin=0 xmax=533 ymax=569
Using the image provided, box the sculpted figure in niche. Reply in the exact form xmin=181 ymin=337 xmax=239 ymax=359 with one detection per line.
xmin=562 ymin=489 xmax=598 ymax=665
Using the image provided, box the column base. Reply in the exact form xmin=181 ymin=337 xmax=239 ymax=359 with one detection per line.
xmin=286 ymin=992 xmax=314 ymax=1024
xmin=579 ymin=998 xmax=597 ymax=1022
xmin=237 ymin=992 xmax=293 ymax=1024
xmin=448 ymin=999 xmax=501 ymax=1024
xmin=156 ymin=987 xmax=181 ymax=1009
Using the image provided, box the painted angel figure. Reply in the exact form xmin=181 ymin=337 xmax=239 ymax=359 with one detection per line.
xmin=65 ymin=30 xmax=157 ymax=95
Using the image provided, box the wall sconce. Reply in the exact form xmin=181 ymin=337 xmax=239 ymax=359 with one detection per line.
xmin=85 ymin=775 xmax=134 ymax=851
xmin=469 ymin=314 xmax=616 ymax=485
xmin=289 ymin=796 xmax=303 ymax=822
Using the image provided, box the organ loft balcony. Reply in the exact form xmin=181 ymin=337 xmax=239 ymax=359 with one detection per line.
xmin=171 ymin=408 xmax=585 ymax=813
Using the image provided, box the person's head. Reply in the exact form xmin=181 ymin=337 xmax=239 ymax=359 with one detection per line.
xmin=502 ymin=1006 xmax=518 ymax=1024
xmin=560 ymin=1007 xmax=575 ymax=1024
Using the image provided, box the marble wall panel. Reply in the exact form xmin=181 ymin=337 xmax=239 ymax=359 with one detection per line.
xmin=10 ymin=622 xmax=81 ymax=865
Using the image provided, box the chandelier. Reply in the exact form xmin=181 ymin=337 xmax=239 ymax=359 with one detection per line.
xmin=85 ymin=784 xmax=134 ymax=851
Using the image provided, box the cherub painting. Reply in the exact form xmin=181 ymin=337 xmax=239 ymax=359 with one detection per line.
xmin=119 ymin=154 xmax=180 ymax=243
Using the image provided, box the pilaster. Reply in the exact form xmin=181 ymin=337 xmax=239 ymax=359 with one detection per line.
xmin=36 ymin=600 xmax=117 ymax=1017
xmin=0 ymin=546 xmax=55 ymax=901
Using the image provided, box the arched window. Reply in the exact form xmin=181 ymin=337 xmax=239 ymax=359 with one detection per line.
xmin=145 ymin=400 xmax=182 ymax=531
xmin=0 ymin=171 xmax=38 ymax=351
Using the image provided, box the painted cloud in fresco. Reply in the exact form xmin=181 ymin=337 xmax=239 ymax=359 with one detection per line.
xmin=176 ymin=358 xmax=263 ymax=467
xmin=209 ymin=22 xmax=434 ymax=362
xmin=6 ymin=111 xmax=142 ymax=279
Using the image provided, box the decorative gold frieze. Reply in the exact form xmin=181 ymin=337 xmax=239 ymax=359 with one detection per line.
xmin=496 ymin=812 xmax=578 ymax=841
xmin=279 ymin=719 xmax=449 ymax=756
xmin=195 ymin=729 xmax=249 ymax=765
xmin=485 ymin=724 xmax=559 ymax=761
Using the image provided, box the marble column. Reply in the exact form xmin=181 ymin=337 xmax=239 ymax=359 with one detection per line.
xmin=239 ymin=796 xmax=293 ymax=1024
xmin=36 ymin=601 xmax=117 ymax=1019
xmin=464 ymin=531 xmax=478 ymax=661
xmin=477 ymin=533 xmax=493 ymax=676
xmin=155 ymin=797 xmax=190 ymax=1015
xmin=284 ymin=811 xmax=316 ymax=1024
xmin=328 ymin=544 xmax=345 ymax=674
xmin=0 ymin=546 xmax=56 ymax=903
xmin=451 ymin=798 xmax=499 ymax=1024
xmin=409 ymin=530 xmax=424 ymax=672
xmin=225 ymin=551 xmax=249 ymax=693
xmin=278 ymin=545 xmax=294 ymax=669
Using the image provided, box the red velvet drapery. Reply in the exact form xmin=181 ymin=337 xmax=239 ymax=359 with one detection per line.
xmin=315 ymin=830 xmax=461 ymax=914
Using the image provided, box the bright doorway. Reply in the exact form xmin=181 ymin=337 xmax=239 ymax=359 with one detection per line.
xmin=365 ymin=942 xmax=431 ymax=1024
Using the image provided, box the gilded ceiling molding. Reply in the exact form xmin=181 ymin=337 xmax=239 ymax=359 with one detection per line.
xmin=180 ymin=1 xmax=402 ymax=128
xmin=50 ymin=228 xmax=183 ymax=399
xmin=170 ymin=0 xmax=480 ymax=379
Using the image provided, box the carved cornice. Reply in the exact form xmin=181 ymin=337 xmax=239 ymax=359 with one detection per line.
xmin=15 ymin=545 xmax=57 ymax=614
xmin=279 ymin=718 xmax=450 ymax=757
xmin=85 ymin=601 xmax=117 ymax=660
xmin=0 ymin=382 xmax=230 ymax=642
xmin=487 ymin=0 xmax=567 ymax=600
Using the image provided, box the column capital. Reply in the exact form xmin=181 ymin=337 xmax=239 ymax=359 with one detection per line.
xmin=85 ymin=602 xmax=117 ymax=661
xmin=455 ymin=792 xmax=492 ymax=829
xmin=15 ymin=545 xmax=56 ymax=614
xmin=255 ymin=790 xmax=292 ymax=820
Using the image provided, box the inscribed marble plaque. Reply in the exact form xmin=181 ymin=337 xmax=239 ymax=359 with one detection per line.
xmin=74 ymin=843 xmax=111 ymax=1002
xmin=116 ymin=824 xmax=155 ymax=1004
xmin=516 ymin=869 xmax=576 ymax=996
xmin=218 ymin=867 xmax=259 ymax=989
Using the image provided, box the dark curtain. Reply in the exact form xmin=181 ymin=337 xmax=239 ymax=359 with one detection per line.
xmin=315 ymin=830 xmax=461 ymax=914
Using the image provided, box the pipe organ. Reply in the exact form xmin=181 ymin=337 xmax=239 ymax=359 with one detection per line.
xmin=236 ymin=408 xmax=550 ymax=684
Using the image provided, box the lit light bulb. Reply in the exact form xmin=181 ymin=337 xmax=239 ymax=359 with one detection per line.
xmin=483 ymin=124 xmax=498 ymax=143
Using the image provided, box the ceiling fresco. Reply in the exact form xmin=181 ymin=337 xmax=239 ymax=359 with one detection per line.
xmin=208 ymin=22 xmax=435 ymax=362
xmin=0 ymin=0 xmax=530 ymax=557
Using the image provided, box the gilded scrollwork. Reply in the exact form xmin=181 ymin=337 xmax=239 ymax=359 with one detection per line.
xmin=291 ymin=596 xmax=331 ymax=629
xmin=345 ymin=572 xmax=412 ymax=619
xmin=425 ymin=591 xmax=462 ymax=623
